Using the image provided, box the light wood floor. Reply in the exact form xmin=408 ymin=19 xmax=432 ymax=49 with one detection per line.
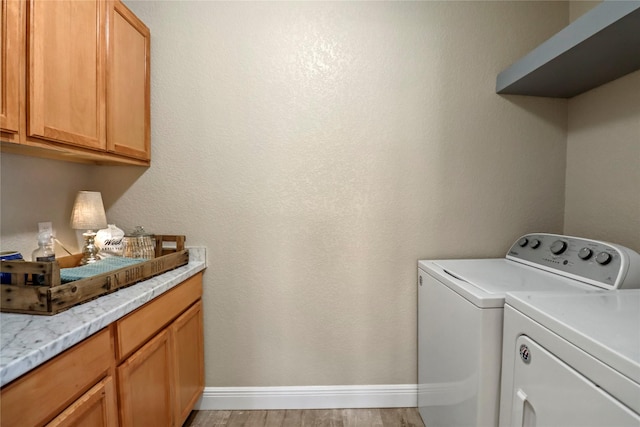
xmin=183 ymin=408 xmax=425 ymax=427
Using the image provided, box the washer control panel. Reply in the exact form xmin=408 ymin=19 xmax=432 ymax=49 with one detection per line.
xmin=507 ymin=233 xmax=640 ymax=290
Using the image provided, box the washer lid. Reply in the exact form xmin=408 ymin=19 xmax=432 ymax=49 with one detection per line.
xmin=419 ymin=259 xmax=590 ymax=308
xmin=506 ymin=291 xmax=640 ymax=385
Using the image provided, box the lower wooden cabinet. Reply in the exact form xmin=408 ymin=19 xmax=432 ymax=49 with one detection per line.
xmin=115 ymin=273 xmax=204 ymax=427
xmin=117 ymin=301 xmax=204 ymax=427
xmin=0 ymin=328 xmax=116 ymax=427
xmin=46 ymin=377 xmax=118 ymax=427
xmin=118 ymin=329 xmax=174 ymax=427
xmin=0 ymin=273 xmax=204 ymax=427
xmin=172 ymin=301 xmax=205 ymax=426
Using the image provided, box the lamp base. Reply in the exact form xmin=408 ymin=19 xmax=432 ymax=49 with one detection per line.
xmin=79 ymin=231 xmax=101 ymax=265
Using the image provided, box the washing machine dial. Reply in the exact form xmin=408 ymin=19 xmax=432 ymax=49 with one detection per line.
xmin=578 ymin=248 xmax=593 ymax=260
xmin=595 ymin=252 xmax=612 ymax=265
xmin=550 ymin=240 xmax=567 ymax=255
xmin=517 ymin=237 xmax=528 ymax=247
xmin=529 ymin=239 xmax=541 ymax=249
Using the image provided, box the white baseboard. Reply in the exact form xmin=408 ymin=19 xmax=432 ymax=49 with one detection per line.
xmin=195 ymin=384 xmax=418 ymax=410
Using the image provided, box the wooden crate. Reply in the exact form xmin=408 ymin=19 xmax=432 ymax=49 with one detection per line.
xmin=0 ymin=235 xmax=188 ymax=315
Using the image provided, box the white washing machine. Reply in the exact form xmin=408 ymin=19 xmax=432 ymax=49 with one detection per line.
xmin=499 ymin=290 xmax=640 ymax=426
xmin=417 ymin=233 xmax=640 ymax=427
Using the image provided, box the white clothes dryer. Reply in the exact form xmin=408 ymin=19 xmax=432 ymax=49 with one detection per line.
xmin=417 ymin=233 xmax=640 ymax=427
xmin=499 ymin=290 xmax=640 ymax=426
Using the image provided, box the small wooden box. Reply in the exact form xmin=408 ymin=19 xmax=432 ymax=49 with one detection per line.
xmin=0 ymin=235 xmax=188 ymax=315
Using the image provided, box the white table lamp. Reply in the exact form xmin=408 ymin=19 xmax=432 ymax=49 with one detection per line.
xmin=70 ymin=191 xmax=108 ymax=265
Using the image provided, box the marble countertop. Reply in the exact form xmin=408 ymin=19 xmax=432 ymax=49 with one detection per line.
xmin=0 ymin=247 xmax=206 ymax=388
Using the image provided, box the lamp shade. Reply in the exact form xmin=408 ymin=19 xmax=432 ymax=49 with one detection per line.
xmin=70 ymin=191 xmax=107 ymax=230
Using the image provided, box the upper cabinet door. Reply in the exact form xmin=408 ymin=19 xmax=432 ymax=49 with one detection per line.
xmin=0 ymin=0 xmax=22 ymax=140
xmin=27 ymin=0 xmax=107 ymax=150
xmin=108 ymin=1 xmax=150 ymax=161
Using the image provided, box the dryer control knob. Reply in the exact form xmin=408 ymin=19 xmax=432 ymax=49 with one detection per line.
xmin=518 ymin=237 xmax=528 ymax=247
xmin=578 ymin=248 xmax=593 ymax=260
xmin=550 ymin=240 xmax=567 ymax=255
xmin=595 ymin=252 xmax=612 ymax=265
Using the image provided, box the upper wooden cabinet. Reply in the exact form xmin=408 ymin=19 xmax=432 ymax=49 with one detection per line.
xmin=108 ymin=1 xmax=150 ymax=161
xmin=0 ymin=0 xmax=151 ymax=166
xmin=0 ymin=0 xmax=22 ymax=142
xmin=28 ymin=0 xmax=107 ymax=150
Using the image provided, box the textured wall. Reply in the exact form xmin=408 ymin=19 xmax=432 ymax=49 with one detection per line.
xmin=564 ymin=70 xmax=640 ymax=252
xmin=563 ymin=3 xmax=640 ymax=251
xmin=0 ymin=154 xmax=94 ymax=257
xmin=1 ymin=1 xmax=570 ymax=387
xmin=569 ymin=0 xmax=600 ymax=22
xmin=99 ymin=0 xmax=567 ymax=387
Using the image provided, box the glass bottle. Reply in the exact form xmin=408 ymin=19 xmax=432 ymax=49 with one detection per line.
xmin=32 ymin=232 xmax=55 ymax=285
xmin=32 ymin=232 xmax=55 ymax=262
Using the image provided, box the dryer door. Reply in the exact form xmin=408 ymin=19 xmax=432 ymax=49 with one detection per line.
xmin=507 ymin=335 xmax=639 ymax=427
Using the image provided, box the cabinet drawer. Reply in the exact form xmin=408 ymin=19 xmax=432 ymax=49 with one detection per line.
xmin=1 ymin=328 xmax=114 ymax=427
xmin=115 ymin=273 xmax=202 ymax=361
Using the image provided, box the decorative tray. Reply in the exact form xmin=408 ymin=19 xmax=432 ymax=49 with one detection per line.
xmin=0 ymin=235 xmax=188 ymax=315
